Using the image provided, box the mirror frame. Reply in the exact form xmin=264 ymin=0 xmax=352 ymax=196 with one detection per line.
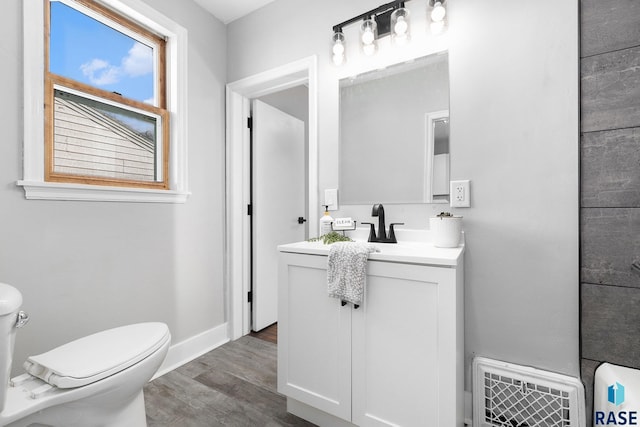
xmin=425 ymin=109 xmax=450 ymax=203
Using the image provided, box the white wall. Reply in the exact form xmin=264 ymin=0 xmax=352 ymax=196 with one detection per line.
xmin=0 ymin=0 xmax=227 ymax=374
xmin=228 ymin=0 xmax=580 ymax=387
xmin=259 ymin=86 xmax=310 ymax=232
xmin=259 ymin=86 xmax=309 ymax=123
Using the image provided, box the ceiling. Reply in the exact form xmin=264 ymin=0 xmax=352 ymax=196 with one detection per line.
xmin=192 ymin=0 xmax=276 ymax=24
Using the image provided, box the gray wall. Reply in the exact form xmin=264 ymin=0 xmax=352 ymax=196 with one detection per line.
xmin=228 ymin=0 xmax=580 ymax=391
xmin=580 ymin=0 xmax=640 ymax=423
xmin=0 ymin=0 xmax=227 ymax=373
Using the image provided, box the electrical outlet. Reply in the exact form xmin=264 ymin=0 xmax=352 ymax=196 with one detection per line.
xmin=450 ymin=180 xmax=470 ymax=208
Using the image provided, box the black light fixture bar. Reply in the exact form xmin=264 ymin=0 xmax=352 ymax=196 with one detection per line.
xmin=332 ymin=0 xmax=408 ymax=36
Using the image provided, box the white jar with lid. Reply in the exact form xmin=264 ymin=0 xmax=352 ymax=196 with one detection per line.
xmin=429 ymin=213 xmax=463 ymax=248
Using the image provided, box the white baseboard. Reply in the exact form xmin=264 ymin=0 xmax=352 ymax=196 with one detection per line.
xmin=152 ymin=322 xmax=230 ymax=379
xmin=465 ymin=390 xmax=473 ymax=426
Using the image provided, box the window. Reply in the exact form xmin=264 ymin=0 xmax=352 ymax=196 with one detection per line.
xmin=20 ymin=0 xmax=189 ymax=202
xmin=46 ymin=0 xmax=168 ymax=189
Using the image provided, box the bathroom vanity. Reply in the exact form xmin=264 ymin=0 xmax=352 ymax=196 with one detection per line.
xmin=277 ymin=236 xmax=464 ymax=427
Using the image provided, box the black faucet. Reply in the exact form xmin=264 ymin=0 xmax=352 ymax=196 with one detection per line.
xmin=362 ymin=203 xmax=404 ymax=244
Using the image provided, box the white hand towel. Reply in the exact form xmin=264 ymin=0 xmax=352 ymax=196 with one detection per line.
xmin=327 ymin=242 xmax=378 ymax=305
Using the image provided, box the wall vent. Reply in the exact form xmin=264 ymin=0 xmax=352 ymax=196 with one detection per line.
xmin=473 ymin=357 xmax=585 ymax=427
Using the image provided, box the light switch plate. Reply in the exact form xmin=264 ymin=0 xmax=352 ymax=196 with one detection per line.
xmin=324 ymin=188 xmax=339 ymax=211
xmin=450 ymin=180 xmax=470 ymax=207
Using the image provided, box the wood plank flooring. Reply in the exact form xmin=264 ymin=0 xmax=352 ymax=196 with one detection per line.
xmin=144 ymin=326 xmax=315 ymax=426
xmin=249 ymin=323 xmax=277 ymax=344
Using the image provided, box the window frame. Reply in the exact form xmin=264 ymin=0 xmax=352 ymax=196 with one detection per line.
xmin=19 ymin=0 xmax=189 ymax=203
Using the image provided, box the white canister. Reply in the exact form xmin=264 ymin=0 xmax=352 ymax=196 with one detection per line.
xmin=430 ymin=214 xmax=463 ymax=248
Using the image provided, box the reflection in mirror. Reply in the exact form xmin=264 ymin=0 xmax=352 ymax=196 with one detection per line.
xmin=429 ymin=112 xmax=450 ymax=202
xmin=339 ymin=52 xmax=449 ymax=204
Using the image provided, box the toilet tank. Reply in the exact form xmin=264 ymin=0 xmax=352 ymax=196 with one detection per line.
xmin=0 ymin=284 xmax=23 ymax=413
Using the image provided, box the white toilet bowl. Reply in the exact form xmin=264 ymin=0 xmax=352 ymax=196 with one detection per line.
xmin=0 ymin=283 xmax=170 ymax=427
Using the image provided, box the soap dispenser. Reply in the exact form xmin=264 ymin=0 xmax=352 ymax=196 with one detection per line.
xmin=320 ymin=205 xmax=334 ymax=236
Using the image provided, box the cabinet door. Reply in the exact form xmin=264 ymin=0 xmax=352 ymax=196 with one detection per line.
xmin=278 ymin=253 xmax=352 ymax=421
xmin=351 ymin=261 xmax=458 ymax=427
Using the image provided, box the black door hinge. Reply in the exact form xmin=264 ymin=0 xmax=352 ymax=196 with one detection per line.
xmin=247 ymin=117 xmax=253 ymax=129
xmin=248 ymin=291 xmax=253 ymax=303
xmin=247 ymin=204 xmax=252 ymax=216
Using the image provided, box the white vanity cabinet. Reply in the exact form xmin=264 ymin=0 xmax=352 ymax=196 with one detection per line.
xmin=277 ymin=241 xmax=464 ymax=427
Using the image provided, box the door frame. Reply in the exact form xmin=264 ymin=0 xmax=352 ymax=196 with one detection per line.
xmin=226 ymin=56 xmax=319 ymax=340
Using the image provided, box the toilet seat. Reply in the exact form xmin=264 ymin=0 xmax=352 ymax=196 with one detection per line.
xmin=23 ymin=322 xmax=170 ymax=389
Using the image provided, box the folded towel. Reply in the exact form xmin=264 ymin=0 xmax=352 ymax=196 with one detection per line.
xmin=327 ymin=242 xmax=378 ymax=305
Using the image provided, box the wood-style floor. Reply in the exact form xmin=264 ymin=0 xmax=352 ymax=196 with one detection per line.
xmin=249 ymin=322 xmax=277 ymax=344
xmin=144 ymin=324 xmax=315 ymax=426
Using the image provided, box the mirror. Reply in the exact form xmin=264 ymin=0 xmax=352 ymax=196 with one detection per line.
xmin=339 ymin=52 xmax=450 ymax=204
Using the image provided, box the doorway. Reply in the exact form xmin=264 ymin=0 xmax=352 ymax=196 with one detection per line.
xmin=226 ymin=56 xmax=319 ymax=340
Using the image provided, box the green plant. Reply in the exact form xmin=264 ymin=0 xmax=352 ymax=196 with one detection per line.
xmin=308 ymin=231 xmax=353 ymax=245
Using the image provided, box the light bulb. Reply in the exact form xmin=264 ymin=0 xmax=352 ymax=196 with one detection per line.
xmin=331 ymin=31 xmax=345 ymax=66
xmin=332 ymin=41 xmax=344 ymax=56
xmin=391 ymin=8 xmax=410 ymax=46
xmin=360 ymin=18 xmax=377 ymax=48
xmin=431 ymin=2 xmax=446 ymax=22
xmin=394 ymin=16 xmax=408 ymax=35
xmin=361 ymin=28 xmax=375 ymax=45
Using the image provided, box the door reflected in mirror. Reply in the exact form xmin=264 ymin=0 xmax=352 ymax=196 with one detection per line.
xmin=339 ymin=52 xmax=449 ymax=204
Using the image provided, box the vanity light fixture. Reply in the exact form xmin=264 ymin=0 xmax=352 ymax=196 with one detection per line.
xmin=330 ymin=0 xmax=412 ymax=65
xmin=429 ymin=0 xmax=447 ymax=35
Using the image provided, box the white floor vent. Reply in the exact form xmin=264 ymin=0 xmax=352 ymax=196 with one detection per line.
xmin=473 ymin=357 xmax=585 ymax=427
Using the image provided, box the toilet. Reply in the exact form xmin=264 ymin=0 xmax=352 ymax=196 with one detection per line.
xmin=0 ymin=283 xmax=171 ymax=427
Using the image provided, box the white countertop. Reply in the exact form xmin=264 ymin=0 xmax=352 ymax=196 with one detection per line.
xmin=278 ymin=230 xmax=464 ymax=267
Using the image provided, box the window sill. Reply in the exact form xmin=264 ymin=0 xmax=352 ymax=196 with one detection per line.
xmin=16 ymin=181 xmax=190 ymax=203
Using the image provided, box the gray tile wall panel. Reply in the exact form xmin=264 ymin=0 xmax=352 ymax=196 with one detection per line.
xmin=581 ymin=0 xmax=640 ymax=58
xmin=581 ymin=46 xmax=640 ymax=133
xmin=581 ymin=283 xmax=640 ymax=368
xmin=581 ymin=128 xmax=640 ymax=208
xmin=581 ymin=208 xmax=640 ymax=287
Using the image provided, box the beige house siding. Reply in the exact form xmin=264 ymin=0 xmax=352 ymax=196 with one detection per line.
xmin=53 ymin=97 xmax=156 ymax=181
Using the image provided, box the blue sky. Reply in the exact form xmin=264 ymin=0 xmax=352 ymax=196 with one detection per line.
xmin=49 ymin=1 xmax=155 ymax=105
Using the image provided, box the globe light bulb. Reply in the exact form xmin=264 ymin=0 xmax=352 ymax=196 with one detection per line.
xmin=361 ymin=28 xmax=375 ymax=45
xmin=391 ymin=8 xmax=410 ymax=46
xmin=394 ymin=16 xmax=408 ymax=36
xmin=360 ymin=18 xmax=377 ymax=50
xmin=331 ymin=31 xmax=346 ymax=66
xmin=431 ymin=2 xmax=446 ymax=22
xmin=332 ymin=41 xmax=344 ymax=56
